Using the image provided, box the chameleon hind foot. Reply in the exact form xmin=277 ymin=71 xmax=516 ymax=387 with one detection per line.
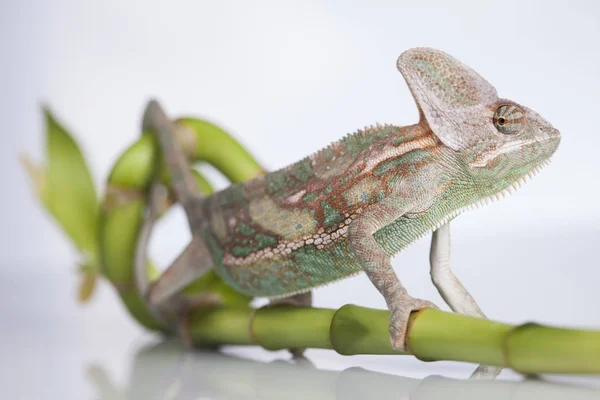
xmin=389 ymin=296 xmax=439 ymax=352
xmin=177 ymin=292 xmax=223 ymax=348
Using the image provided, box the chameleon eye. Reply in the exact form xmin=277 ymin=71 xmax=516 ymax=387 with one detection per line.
xmin=493 ymin=105 xmax=526 ymax=135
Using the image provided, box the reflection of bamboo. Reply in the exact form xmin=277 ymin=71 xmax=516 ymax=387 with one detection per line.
xmin=26 ymin=109 xmax=600 ymax=376
xmin=88 ymin=341 xmax=600 ymax=400
xmin=86 ymin=365 xmax=127 ymax=400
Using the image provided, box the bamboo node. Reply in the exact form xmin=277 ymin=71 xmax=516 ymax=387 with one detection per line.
xmin=502 ymin=322 xmax=542 ymax=373
xmin=104 ymin=184 xmax=144 ymax=212
xmin=247 ymin=308 xmax=262 ymax=348
xmin=406 ymin=309 xmax=436 ymax=362
xmin=174 ymin=121 xmax=198 ymax=158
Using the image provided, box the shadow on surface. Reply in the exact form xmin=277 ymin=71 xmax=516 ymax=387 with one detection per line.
xmin=87 ymin=340 xmax=599 ymax=400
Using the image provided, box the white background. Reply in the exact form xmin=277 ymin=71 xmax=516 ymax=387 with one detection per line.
xmin=2 ymin=1 xmax=600 ymax=398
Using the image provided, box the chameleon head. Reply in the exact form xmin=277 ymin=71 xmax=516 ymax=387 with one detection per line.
xmin=397 ymin=48 xmax=560 ymax=193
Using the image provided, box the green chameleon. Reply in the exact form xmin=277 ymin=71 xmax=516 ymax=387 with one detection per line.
xmin=138 ymin=48 xmax=560 ymax=378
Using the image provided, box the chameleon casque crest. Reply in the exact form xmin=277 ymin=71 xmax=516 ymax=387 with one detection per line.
xmin=139 ymin=48 xmax=560 ymax=377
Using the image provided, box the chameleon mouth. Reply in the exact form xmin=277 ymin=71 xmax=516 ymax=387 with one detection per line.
xmin=469 ymin=138 xmax=540 ymax=168
xmin=431 ymin=157 xmax=553 ymax=231
xmin=469 ymin=134 xmax=558 ymax=169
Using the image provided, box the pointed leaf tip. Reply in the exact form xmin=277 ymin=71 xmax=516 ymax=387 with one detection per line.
xmin=19 ymin=153 xmax=46 ymax=201
xmin=28 ymin=106 xmax=100 ymax=262
xmin=78 ymin=273 xmax=97 ymax=303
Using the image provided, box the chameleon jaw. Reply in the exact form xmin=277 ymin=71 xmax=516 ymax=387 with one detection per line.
xmin=431 ymin=157 xmax=553 ymax=231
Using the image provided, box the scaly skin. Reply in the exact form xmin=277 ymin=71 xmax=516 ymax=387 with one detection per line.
xmin=202 ymin=123 xmax=447 ymax=296
xmin=143 ymin=48 xmax=561 ymax=358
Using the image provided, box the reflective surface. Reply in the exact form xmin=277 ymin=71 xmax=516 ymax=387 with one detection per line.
xmin=86 ymin=340 xmax=600 ymax=400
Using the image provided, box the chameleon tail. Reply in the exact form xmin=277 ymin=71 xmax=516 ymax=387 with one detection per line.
xmin=136 ymin=100 xmax=218 ymax=319
xmin=133 ymin=181 xmax=181 ymax=326
xmin=133 ymin=181 xmax=216 ymax=328
xmin=142 ymin=100 xmax=206 ymax=229
xmin=134 ymin=182 xmax=163 ymax=300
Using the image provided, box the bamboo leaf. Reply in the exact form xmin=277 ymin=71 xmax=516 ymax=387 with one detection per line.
xmin=20 ymin=154 xmax=45 ymax=200
xmin=24 ymin=107 xmax=99 ymax=262
xmin=43 ymin=107 xmax=98 ymax=259
xmin=23 ymin=107 xmax=101 ymax=303
xmin=78 ymin=272 xmax=97 ymax=303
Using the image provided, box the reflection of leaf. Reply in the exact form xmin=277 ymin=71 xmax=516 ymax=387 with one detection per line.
xmin=87 ymin=364 xmax=126 ymax=400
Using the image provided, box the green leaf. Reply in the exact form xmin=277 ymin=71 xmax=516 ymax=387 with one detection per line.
xmin=78 ymin=272 xmax=97 ymax=303
xmin=23 ymin=107 xmax=99 ymax=263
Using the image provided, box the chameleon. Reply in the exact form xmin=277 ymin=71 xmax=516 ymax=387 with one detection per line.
xmin=136 ymin=48 xmax=560 ymax=376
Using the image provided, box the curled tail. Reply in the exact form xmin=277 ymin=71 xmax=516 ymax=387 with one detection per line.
xmin=134 ymin=183 xmax=164 ymax=299
xmin=142 ymin=100 xmax=206 ymax=229
xmin=135 ymin=100 xmax=214 ymax=324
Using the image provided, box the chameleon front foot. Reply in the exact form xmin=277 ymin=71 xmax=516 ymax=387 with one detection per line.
xmin=389 ymin=296 xmax=439 ymax=352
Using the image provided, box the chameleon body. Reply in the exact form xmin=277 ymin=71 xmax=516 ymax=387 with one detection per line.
xmin=140 ymin=48 xmax=560 ymax=369
xmin=203 ymin=124 xmax=438 ymax=297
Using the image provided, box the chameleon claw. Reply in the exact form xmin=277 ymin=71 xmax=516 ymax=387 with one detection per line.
xmin=389 ymin=297 xmax=439 ymax=352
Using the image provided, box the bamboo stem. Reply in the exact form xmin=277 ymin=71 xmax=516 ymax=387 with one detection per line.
xmin=252 ymin=306 xmax=335 ymax=351
xmin=505 ymin=323 xmax=600 ymax=374
xmin=406 ymin=308 xmax=511 ymax=364
xmin=188 ymin=305 xmax=600 ymax=375
xmin=330 ymin=304 xmax=405 ymax=355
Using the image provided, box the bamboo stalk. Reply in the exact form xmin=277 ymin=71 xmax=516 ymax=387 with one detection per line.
xmin=187 ymin=304 xmax=600 ymax=375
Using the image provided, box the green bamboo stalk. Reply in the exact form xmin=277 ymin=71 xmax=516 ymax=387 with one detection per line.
xmin=187 ymin=304 xmax=600 ymax=375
